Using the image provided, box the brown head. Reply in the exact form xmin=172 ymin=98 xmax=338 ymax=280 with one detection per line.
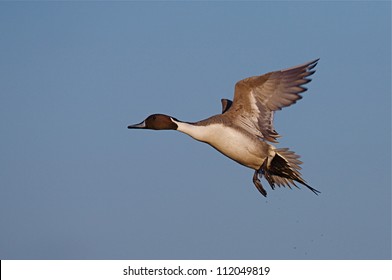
xmin=127 ymin=114 xmax=179 ymax=130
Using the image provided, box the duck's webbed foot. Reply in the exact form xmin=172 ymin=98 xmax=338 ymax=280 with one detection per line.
xmin=253 ymin=170 xmax=267 ymax=197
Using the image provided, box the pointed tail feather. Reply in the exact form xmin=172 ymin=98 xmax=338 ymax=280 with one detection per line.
xmin=263 ymin=148 xmax=320 ymax=195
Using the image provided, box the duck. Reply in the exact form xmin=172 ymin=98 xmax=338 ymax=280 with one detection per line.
xmin=128 ymin=59 xmax=320 ymax=197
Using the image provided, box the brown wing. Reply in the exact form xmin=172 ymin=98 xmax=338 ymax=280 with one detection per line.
xmin=220 ymin=98 xmax=233 ymax=114
xmin=226 ymin=59 xmax=318 ymax=142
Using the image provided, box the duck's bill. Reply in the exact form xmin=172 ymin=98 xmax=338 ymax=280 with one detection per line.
xmin=127 ymin=121 xmax=146 ymax=129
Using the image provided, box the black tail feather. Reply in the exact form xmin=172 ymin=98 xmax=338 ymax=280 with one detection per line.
xmin=257 ymin=149 xmax=320 ymax=195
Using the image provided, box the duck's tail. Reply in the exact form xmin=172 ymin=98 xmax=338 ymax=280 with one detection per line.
xmin=261 ymin=148 xmax=320 ymax=195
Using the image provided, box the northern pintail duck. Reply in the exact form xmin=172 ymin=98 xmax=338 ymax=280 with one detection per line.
xmin=128 ymin=59 xmax=320 ymax=197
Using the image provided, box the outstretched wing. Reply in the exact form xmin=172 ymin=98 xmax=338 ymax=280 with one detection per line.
xmin=226 ymin=59 xmax=318 ymax=142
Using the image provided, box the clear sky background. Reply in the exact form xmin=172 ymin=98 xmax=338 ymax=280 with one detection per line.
xmin=1 ymin=1 xmax=390 ymax=260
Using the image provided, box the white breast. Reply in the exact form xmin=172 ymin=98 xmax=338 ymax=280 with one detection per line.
xmin=173 ymin=120 xmax=274 ymax=169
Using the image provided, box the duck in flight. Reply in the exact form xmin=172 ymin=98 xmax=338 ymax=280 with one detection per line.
xmin=128 ymin=59 xmax=320 ymax=197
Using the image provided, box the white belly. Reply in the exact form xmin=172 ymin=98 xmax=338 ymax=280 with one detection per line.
xmin=175 ymin=122 xmax=274 ymax=170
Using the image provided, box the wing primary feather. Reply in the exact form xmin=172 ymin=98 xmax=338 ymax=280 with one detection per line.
xmin=227 ymin=59 xmax=319 ymax=142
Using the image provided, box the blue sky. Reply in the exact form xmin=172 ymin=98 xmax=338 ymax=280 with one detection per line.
xmin=0 ymin=1 xmax=390 ymax=260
